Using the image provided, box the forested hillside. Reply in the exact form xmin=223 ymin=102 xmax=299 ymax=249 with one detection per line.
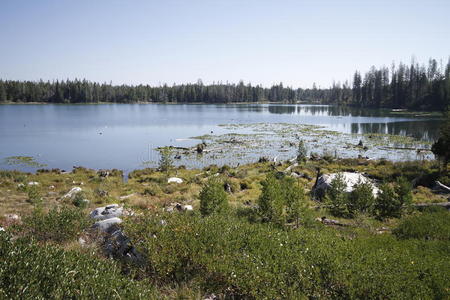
xmin=1 ymin=58 xmax=449 ymax=110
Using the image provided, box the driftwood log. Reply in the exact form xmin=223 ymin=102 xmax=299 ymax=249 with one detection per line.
xmin=434 ymin=181 xmax=450 ymax=193
xmin=414 ymin=202 xmax=450 ymax=209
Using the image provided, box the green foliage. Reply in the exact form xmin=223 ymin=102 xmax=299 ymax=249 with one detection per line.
xmin=71 ymin=191 xmax=88 ymax=208
xmin=0 ymin=234 xmax=156 ymax=299
xmin=283 ymin=177 xmax=309 ymax=226
xmin=199 ymin=177 xmax=228 ymax=216
xmin=431 ymin=107 xmax=450 ymax=169
xmin=158 ymin=146 xmax=173 ymax=172
xmin=374 ymin=183 xmax=399 ymax=219
xmin=19 ymin=206 xmax=91 ymax=243
xmin=1 ymin=58 xmax=449 ymax=109
xmin=393 ymin=210 xmax=450 ymax=241
xmin=296 ymin=140 xmax=308 ymax=163
xmin=326 ymin=173 xmax=351 ymax=217
xmin=348 ymin=179 xmax=375 ymax=214
xmin=258 ymin=173 xmax=311 ymax=226
xmin=374 ymin=177 xmax=412 ymax=219
xmin=395 ymin=176 xmax=413 ymax=206
xmin=258 ymin=173 xmax=285 ymax=225
xmin=26 ymin=185 xmax=42 ymax=206
xmin=124 ymin=213 xmax=450 ymax=299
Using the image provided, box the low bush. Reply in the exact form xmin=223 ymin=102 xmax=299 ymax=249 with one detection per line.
xmin=374 ymin=177 xmax=412 ymax=219
xmin=393 ymin=210 xmax=450 ymax=241
xmin=326 ymin=173 xmax=351 ymax=217
xmin=26 ymin=185 xmax=42 ymax=205
xmin=199 ymin=177 xmax=228 ymax=216
xmin=0 ymin=233 xmax=157 ymax=299
xmin=124 ymin=213 xmax=450 ymax=299
xmin=348 ymin=179 xmax=375 ymax=215
xmin=18 ymin=206 xmax=91 ymax=243
xmin=72 ymin=191 xmax=89 ymax=208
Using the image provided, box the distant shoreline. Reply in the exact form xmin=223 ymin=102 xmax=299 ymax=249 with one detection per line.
xmin=0 ymin=101 xmax=443 ymax=117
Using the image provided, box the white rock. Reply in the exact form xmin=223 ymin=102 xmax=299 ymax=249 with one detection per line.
xmin=0 ymin=227 xmax=5 ymax=232
xmin=119 ymin=193 xmax=137 ymax=200
xmin=183 ymin=205 xmax=193 ymax=211
xmin=168 ymin=177 xmax=183 ymax=184
xmin=314 ymin=172 xmax=379 ymax=198
xmin=62 ymin=187 xmax=82 ymax=199
xmin=49 ymin=185 xmax=55 ymax=189
xmin=28 ymin=181 xmax=39 ymax=186
xmin=90 ymin=204 xmax=123 ymax=220
xmin=4 ymin=214 xmax=20 ymax=221
xmin=93 ymin=217 xmax=122 ymax=232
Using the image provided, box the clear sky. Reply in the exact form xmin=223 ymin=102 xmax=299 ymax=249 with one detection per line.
xmin=0 ymin=0 xmax=449 ymax=88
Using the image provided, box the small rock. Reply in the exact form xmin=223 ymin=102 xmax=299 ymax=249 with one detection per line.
xmin=183 ymin=205 xmax=193 ymax=211
xmin=4 ymin=214 xmax=20 ymax=221
xmin=96 ymin=189 xmax=109 ymax=197
xmin=78 ymin=237 xmax=86 ymax=245
xmin=119 ymin=193 xmax=137 ymax=200
xmin=167 ymin=177 xmax=183 ymax=184
xmin=224 ymin=182 xmax=232 ymax=193
xmin=49 ymin=185 xmax=55 ymax=189
xmin=28 ymin=181 xmax=39 ymax=186
xmin=0 ymin=227 xmax=5 ymax=232
xmin=98 ymin=170 xmax=110 ymax=178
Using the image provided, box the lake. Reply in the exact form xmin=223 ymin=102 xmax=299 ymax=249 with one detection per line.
xmin=0 ymin=104 xmax=442 ymax=174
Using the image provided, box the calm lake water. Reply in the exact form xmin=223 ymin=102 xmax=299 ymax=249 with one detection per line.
xmin=0 ymin=104 xmax=442 ymax=173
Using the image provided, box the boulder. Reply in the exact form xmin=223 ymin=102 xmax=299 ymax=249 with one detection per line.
xmin=168 ymin=177 xmax=183 ymax=184
xmin=92 ymin=217 xmax=122 ymax=232
xmin=62 ymin=187 xmax=82 ymax=199
xmin=90 ymin=204 xmax=123 ymax=220
xmin=313 ymin=172 xmax=379 ymax=199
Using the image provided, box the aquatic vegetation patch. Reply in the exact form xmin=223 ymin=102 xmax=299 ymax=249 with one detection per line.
xmin=4 ymin=156 xmax=47 ymax=168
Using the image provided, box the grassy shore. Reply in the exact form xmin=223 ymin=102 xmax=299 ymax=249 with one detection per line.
xmin=0 ymin=158 xmax=449 ymax=298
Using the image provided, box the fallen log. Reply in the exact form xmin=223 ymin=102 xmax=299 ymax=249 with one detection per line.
xmin=379 ymin=146 xmax=430 ymax=151
xmin=414 ymin=202 xmax=450 ymax=209
xmin=434 ymin=181 xmax=450 ymax=193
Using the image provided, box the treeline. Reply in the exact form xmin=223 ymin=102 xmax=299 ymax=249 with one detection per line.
xmin=0 ymin=58 xmax=449 ymax=109
xmin=330 ymin=58 xmax=450 ymax=110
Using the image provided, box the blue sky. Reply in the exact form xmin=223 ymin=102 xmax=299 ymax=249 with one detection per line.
xmin=0 ymin=0 xmax=449 ymax=88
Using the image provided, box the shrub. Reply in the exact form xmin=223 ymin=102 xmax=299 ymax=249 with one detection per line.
xmin=258 ymin=173 xmax=284 ymax=224
xmin=19 ymin=206 xmax=91 ymax=243
xmin=71 ymin=191 xmax=89 ymax=208
xmin=393 ymin=210 xmax=450 ymax=241
xmin=199 ymin=177 xmax=228 ymax=216
xmin=374 ymin=177 xmax=412 ymax=219
xmin=374 ymin=183 xmax=399 ymax=219
xmin=326 ymin=173 xmax=351 ymax=217
xmin=124 ymin=213 xmax=450 ymax=299
xmin=0 ymin=234 xmax=156 ymax=299
xmin=283 ymin=177 xmax=309 ymax=226
xmin=395 ymin=176 xmax=413 ymax=207
xmin=348 ymin=179 xmax=375 ymax=215
xmin=158 ymin=146 xmax=173 ymax=172
xmin=259 ymin=174 xmax=312 ymax=226
xmin=296 ymin=140 xmax=308 ymax=163
xmin=26 ymin=185 xmax=42 ymax=206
